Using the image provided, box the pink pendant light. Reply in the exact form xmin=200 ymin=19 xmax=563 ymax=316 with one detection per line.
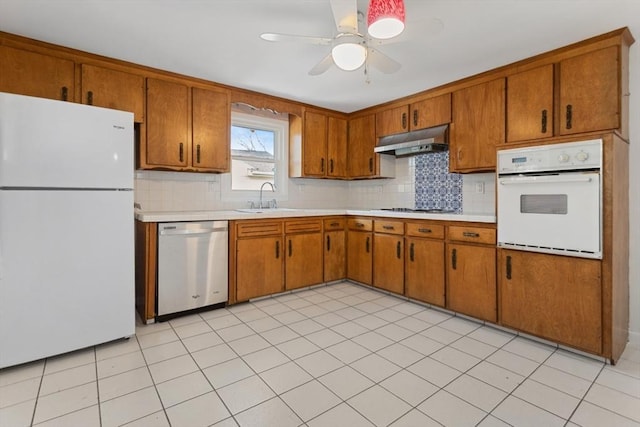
xmin=367 ymin=0 xmax=406 ymax=39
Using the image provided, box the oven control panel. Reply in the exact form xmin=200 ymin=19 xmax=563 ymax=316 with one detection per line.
xmin=497 ymin=139 xmax=602 ymax=174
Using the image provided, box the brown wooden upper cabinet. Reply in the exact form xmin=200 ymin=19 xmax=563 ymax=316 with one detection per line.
xmin=348 ymin=114 xmax=394 ymax=178
xmin=291 ymin=110 xmax=348 ymax=178
xmin=506 ymin=64 xmax=554 ymax=142
xmin=144 ymin=78 xmax=230 ymax=172
xmin=559 ymin=46 xmax=620 ymax=136
xmin=81 ymin=64 xmax=145 ymax=123
xmin=450 ymin=78 xmax=505 ymax=172
xmin=0 ymin=45 xmax=74 ymax=102
xmin=376 ymin=93 xmax=452 ymax=138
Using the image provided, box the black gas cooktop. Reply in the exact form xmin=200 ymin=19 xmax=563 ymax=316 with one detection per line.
xmin=380 ymin=207 xmax=457 ymax=214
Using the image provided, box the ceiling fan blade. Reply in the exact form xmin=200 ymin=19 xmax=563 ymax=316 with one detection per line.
xmin=260 ymin=33 xmax=332 ymax=45
xmin=308 ymin=53 xmax=335 ymax=75
xmin=368 ymin=48 xmax=401 ymax=74
xmin=330 ymin=0 xmax=358 ymax=34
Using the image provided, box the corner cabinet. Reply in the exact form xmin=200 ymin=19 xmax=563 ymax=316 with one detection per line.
xmin=450 ymin=78 xmax=505 ymax=172
xmin=143 ymin=78 xmax=230 ymax=172
xmin=290 ymin=110 xmax=348 ymax=178
xmin=324 ymin=218 xmax=347 ymax=282
xmin=347 ymin=218 xmax=373 ymax=285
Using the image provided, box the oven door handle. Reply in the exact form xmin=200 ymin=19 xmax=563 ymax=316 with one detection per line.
xmin=499 ymin=175 xmax=594 ymax=185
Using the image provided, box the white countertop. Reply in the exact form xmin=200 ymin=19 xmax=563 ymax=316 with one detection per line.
xmin=135 ymin=209 xmax=496 ymax=224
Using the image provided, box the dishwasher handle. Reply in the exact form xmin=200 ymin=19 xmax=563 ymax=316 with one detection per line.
xmin=159 ymin=227 xmax=227 ymax=236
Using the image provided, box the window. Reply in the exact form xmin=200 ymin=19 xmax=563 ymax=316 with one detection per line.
xmin=222 ymin=110 xmax=288 ymax=202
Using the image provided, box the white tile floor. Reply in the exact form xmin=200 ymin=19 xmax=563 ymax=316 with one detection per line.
xmin=1 ymin=281 xmax=639 ymax=427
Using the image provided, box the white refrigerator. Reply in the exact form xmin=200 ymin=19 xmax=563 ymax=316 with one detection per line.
xmin=0 ymin=92 xmax=135 ymax=369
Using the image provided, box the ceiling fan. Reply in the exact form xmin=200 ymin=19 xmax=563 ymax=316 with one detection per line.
xmin=260 ymin=0 xmax=405 ymax=75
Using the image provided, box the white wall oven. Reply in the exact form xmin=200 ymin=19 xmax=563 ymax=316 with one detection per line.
xmin=497 ymin=139 xmax=602 ymax=259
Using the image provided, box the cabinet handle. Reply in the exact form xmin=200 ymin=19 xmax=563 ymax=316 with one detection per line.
xmin=366 ymin=236 xmax=370 ymax=253
xmin=87 ymin=91 xmax=93 ymax=105
xmin=288 ymin=239 xmax=292 ymax=257
xmin=275 ymin=241 xmax=280 ymax=259
xmin=396 ymin=241 xmax=401 ymax=259
xmin=330 ymin=159 xmax=334 ymax=173
xmin=61 ymin=86 xmax=68 ymax=101
xmin=356 ymin=222 xmax=365 ymax=228
xmin=382 ymin=225 xmax=395 ymax=230
xmin=330 ymin=222 xmax=340 ymax=227
xmin=410 ymin=242 xmax=415 ymax=262
xmin=402 ymin=112 xmax=407 ymax=129
xmin=457 ymin=148 xmax=462 ymax=161
xmin=321 ymin=158 xmax=325 ymax=172
xmin=369 ymin=157 xmax=374 ymax=173
xmin=179 ymin=143 xmax=184 ymax=162
xmin=462 ymin=231 xmax=480 ymax=238
xmin=326 ymin=235 xmax=331 ymax=251
xmin=418 ymin=228 xmax=432 ymax=234
xmin=413 ymin=109 xmax=418 ymax=127
xmin=196 ymin=144 xmax=201 ymax=163
xmin=566 ymin=104 xmax=573 ymax=129
xmin=451 ymin=248 xmax=457 ymax=270
xmin=506 ymin=255 xmax=512 ymax=280
xmin=541 ymin=109 xmax=547 ymax=133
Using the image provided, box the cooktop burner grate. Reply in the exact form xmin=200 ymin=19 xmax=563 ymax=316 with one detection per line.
xmin=380 ymin=207 xmax=457 ymax=214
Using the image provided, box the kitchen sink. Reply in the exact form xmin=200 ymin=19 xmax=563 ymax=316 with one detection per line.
xmin=234 ymin=208 xmax=298 ymax=213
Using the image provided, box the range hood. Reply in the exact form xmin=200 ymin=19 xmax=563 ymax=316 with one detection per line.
xmin=374 ymin=124 xmax=449 ymax=157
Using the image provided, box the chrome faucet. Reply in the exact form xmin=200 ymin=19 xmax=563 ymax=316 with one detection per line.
xmin=259 ymin=181 xmax=275 ymax=209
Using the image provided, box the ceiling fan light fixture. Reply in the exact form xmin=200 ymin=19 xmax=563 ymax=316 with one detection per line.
xmin=367 ymin=0 xmax=406 ymax=39
xmin=331 ymin=40 xmax=367 ymax=71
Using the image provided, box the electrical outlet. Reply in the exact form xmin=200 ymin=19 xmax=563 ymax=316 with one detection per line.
xmin=475 ymin=182 xmax=485 ymax=194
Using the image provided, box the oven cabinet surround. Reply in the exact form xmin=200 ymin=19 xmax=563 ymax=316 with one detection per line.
xmin=346 ymin=218 xmax=374 ymax=285
xmin=289 ymin=109 xmax=348 ymax=178
xmin=145 ymin=78 xmax=230 ymax=172
xmin=229 ymin=216 xmax=346 ymax=304
xmin=375 ymin=93 xmax=452 ymax=138
xmin=404 ymin=222 xmax=446 ymax=307
xmin=446 ymin=225 xmax=498 ymax=322
xmin=497 ymin=132 xmax=629 ymax=363
xmin=372 ymin=219 xmax=405 ymax=294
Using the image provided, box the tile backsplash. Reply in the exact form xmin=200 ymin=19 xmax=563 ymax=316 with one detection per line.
xmin=414 ymin=151 xmax=463 ymax=212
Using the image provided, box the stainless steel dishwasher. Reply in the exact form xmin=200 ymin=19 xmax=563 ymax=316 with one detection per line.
xmin=157 ymin=221 xmax=228 ymax=319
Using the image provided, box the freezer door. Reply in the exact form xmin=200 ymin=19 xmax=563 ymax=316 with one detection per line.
xmin=0 ymin=190 xmax=134 ymax=368
xmin=0 ymin=92 xmax=134 ymax=189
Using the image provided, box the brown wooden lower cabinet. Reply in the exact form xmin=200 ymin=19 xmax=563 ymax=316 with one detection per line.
xmin=405 ymin=237 xmax=445 ymax=306
xmin=347 ymin=219 xmax=373 ymax=285
xmin=447 ymin=243 xmax=497 ymax=322
xmin=285 ymin=232 xmax=323 ymax=290
xmin=498 ymin=249 xmax=602 ymax=354
xmin=324 ymin=229 xmax=346 ymax=282
xmin=236 ymin=236 xmax=284 ymax=301
xmin=373 ymin=232 xmax=404 ymax=295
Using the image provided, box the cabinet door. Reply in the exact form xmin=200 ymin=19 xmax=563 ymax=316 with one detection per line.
xmin=376 ymin=105 xmax=409 ymax=137
xmin=303 ymin=111 xmax=328 ymax=176
xmin=236 ymin=236 xmax=283 ymax=301
xmin=348 ymin=114 xmax=377 ymax=178
xmin=327 ymin=117 xmax=348 ymax=178
xmin=0 ymin=45 xmax=74 ymax=101
xmin=410 ymin=93 xmax=452 ymax=131
xmin=499 ymin=250 xmax=602 ymax=354
xmin=145 ymin=78 xmax=189 ymax=167
xmin=450 ymin=78 xmax=505 ymax=171
xmin=347 ymin=231 xmax=373 ymax=285
xmin=324 ymin=230 xmax=346 ymax=282
xmin=559 ymin=46 xmax=619 ymax=136
xmin=286 ymin=232 xmax=323 ymax=290
xmin=373 ymin=233 xmax=404 ymax=294
xmin=81 ymin=64 xmax=144 ymax=122
xmin=192 ymin=87 xmax=230 ymax=172
xmin=405 ymin=238 xmax=445 ymax=307
xmin=506 ymin=65 xmax=553 ymax=142
xmin=447 ymin=244 xmax=497 ymax=322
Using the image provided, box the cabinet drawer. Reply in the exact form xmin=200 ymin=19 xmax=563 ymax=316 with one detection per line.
xmin=448 ymin=226 xmax=496 ymax=244
xmin=324 ymin=217 xmax=346 ymax=231
xmin=285 ymin=218 xmax=322 ymax=234
xmin=405 ymin=222 xmax=445 ymax=239
xmin=236 ymin=220 xmax=282 ymax=238
xmin=348 ymin=218 xmax=373 ymax=231
xmin=374 ymin=219 xmax=404 ymax=235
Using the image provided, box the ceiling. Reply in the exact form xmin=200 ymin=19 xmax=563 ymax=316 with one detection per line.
xmin=0 ymin=0 xmax=638 ymax=113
